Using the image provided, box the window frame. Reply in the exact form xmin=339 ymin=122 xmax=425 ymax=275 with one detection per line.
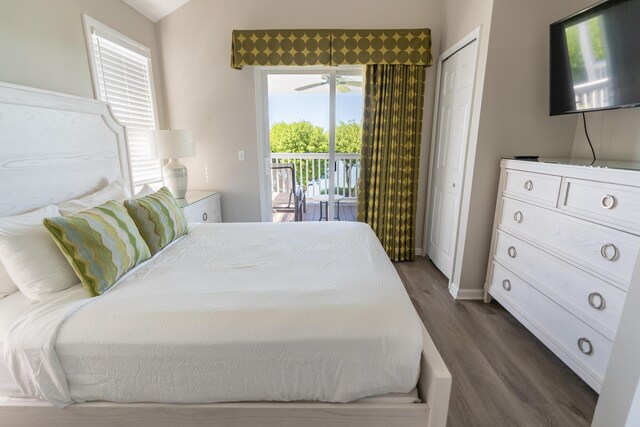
xmin=82 ymin=14 xmax=162 ymax=191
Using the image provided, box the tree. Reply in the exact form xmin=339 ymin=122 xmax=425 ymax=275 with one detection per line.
xmin=269 ymin=120 xmax=362 ymax=193
xmin=335 ymin=120 xmax=362 ymax=153
xmin=270 ymin=121 xmax=328 ymax=153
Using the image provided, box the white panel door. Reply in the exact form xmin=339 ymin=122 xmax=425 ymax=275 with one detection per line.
xmin=427 ymin=40 xmax=477 ymax=279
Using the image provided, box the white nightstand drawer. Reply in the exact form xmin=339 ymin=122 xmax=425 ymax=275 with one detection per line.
xmin=498 ymin=196 xmax=640 ymax=286
xmin=560 ymin=178 xmax=640 ymax=234
xmin=180 ymin=191 xmax=221 ymax=223
xmin=494 ymin=230 xmax=626 ymax=339
xmin=503 ymin=168 xmax=562 ymax=207
xmin=489 ymin=262 xmax=613 ymax=388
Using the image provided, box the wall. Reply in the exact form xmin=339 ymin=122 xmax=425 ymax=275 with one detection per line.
xmin=572 ymin=108 xmax=640 ymax=160
xmin=157 ymin=0 xmax=441 ymax=229
xmin=0 ymin=0 xmax=166 ymax=127
xmin=451 ymin=0 xmax=593 ymax=295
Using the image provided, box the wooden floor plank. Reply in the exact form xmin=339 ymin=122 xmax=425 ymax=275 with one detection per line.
xmin=394 ymin=258 xmax=598 ymax=427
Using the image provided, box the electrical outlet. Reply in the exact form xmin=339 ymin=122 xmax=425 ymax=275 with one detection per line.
xmin=238 ymin=150 xmax=246 ymax=161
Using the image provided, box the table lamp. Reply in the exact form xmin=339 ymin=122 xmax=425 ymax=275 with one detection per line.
xmin=149 ymin=129 xmax=195 ymax=198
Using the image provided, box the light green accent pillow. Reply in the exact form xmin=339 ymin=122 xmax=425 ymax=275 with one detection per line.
xmin=124 ymin=187 xmax=189 ymax=255
xmin=43 ymin=201 xmax=151 ymax=296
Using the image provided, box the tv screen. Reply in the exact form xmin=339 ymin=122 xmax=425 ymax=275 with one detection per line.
xmin=550 ymin=0 xmax=640 ymax=116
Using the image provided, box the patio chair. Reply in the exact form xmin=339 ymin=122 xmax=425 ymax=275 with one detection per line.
xmin=271 ymin=163 xmax=306 ymax=221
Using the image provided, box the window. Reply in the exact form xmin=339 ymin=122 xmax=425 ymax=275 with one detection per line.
xmin=83 ymin=15 xmax=162 ymax=188
xmin=255 ymin=66 xmax=364 ymax=222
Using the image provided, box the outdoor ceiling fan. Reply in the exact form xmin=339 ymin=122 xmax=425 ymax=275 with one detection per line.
xmin=294 ymin=75 xmax=362 ymax=93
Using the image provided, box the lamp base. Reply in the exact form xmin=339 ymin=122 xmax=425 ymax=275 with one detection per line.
xmin=163 ymin=158 xmax=188 ymax=199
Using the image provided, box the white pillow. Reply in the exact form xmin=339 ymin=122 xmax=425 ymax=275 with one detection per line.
xmin=0 ymin=205 xmax=79 ymax=302
xmin=0 ymin=264 xmax=17 ymax=299
xmin=134 ymin=184 xmax=155 ymax=198
xmin=58 ymin=177 xmax=132 ymax=216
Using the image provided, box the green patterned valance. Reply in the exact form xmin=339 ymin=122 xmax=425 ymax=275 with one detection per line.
xmin=231 ymin=28 xmax=431 ymax=69
xmin=331 ymin=29 xmax=431 ymax=66
xmin=231 ymin=30 xmax=332 ymax=69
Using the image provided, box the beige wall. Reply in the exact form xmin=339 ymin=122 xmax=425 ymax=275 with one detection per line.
xmin=572 ymin=109 xmax=640 ymax=161
xmin=157 ymin=0 xmax=441 ymax=229
xmin=452 ymin=0 xmax=593 ymax=294
xmin=0 ymin=0 xmax=166 ymax=127
xmin=439 ymin=0 xmax=493 ymax=51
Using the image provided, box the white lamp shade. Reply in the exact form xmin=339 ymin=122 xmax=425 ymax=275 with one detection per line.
xmin=149 ymin=129 xmax=195 ymax=159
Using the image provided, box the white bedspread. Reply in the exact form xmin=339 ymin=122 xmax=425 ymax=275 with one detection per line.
xmin=5 ymin=222 xmax=423 ymax=406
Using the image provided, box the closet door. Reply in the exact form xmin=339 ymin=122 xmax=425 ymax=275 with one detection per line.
xmin=427 ymin=40 xmax=477 ymax=279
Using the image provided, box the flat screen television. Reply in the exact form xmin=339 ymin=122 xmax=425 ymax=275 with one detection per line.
xmin=549 ymin=0 xmax=640 ymax=116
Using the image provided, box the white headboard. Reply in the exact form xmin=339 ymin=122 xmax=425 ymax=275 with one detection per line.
xmin=0 ymin=82 xmax=132 ymax=216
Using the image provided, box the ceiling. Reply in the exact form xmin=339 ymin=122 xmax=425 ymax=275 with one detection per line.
xmin=123 ymin=0 xmax=191 ymax=23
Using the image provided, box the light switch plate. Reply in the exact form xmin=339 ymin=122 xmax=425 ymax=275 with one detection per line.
xmin=238 ymin=150 xmax=246 ymax=161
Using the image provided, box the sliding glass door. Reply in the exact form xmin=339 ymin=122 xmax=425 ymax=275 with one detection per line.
xmin=256 ymin=66 xmax=363 ymax=222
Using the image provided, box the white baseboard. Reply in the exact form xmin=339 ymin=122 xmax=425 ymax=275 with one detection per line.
xmin=448 ymin=282 xmax=484 ymax=300
xmin=415 ymin=247 xmax=424 ymax=257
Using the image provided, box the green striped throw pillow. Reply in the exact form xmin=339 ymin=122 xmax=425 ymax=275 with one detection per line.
xmin=124 ymin=187 xmax=189 ymax=255
xmin=43 ymin=201 xmax=151 ymax=296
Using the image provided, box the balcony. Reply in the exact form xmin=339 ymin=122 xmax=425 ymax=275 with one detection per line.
xmin=271 ymin=152 xmax=360 ymax=222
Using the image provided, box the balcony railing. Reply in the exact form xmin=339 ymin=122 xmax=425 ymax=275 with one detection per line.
xmin=271 ymin=152 xmax=360 ymax=200
xmin=574 ymin=78 xmax=610 ymax=111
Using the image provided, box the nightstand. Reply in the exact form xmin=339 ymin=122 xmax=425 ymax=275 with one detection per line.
xmin=177 ymin=191 xmax=221 ymax=223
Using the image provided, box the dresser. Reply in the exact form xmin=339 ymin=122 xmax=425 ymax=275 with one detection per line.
xmin=177 ymin=191 xmax=222 ymax=223
xmin=485 ymin=159 xmax=640 ymax=392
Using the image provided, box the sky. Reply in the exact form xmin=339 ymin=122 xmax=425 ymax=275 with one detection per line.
xmin=268 ymin=93 xmax=363 ymax=128
xmin=266 ymin=73 xmax=363 ymax=128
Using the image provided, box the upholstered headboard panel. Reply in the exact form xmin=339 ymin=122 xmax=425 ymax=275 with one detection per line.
xmin=0 ymin=82 xmax=132 ymax=216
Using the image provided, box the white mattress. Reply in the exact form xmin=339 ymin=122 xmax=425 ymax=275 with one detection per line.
xmin=0 ymin=291 xmax=31 ymax=395
xmin=5 ymin=222 xmax=423 ymax=406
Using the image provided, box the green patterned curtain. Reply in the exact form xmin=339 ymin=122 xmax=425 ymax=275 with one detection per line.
xmin=356 ymin=64 xmax=426 ymax=261
xmin=231 ymin=28 xmax=431 ymax=69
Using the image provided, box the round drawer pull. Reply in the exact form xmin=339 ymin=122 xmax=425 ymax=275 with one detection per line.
xmin=600 ymin=243 xmax=618 ymax=261
xmin=202 ymin=212 xmax=208 ymax=222
xmin=513 ymin=211 xmax=524 ymax=223
xmin=502 ymin=279 xmax=512 ymax=291
xmin=523 ymin=180 xmax=534 ymax=191
xmin=507 ymin=246 xmax=517 ymax=258
xmin=600 ymin=194 xmax=616 ymax=210
xmin=588 ymin=292 xmax=605 ymax=310
xmin=577 ymin=337 xmax=593 ymax=355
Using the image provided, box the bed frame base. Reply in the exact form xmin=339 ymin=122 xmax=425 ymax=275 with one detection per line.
xmin=0 ymin=402 xmax=428 ymax=427
xmin=0 ymin=325 xmax=450 ymax=427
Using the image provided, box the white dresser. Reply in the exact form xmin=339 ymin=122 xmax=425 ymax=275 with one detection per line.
xmin=485 ymin=159 xmax=640 ymax=392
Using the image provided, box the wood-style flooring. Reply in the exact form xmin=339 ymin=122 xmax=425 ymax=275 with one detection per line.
xmin=394 ymin=258 xmax=598 ymax=427
xmin=272 ymin=201 xmax=357 ymax=222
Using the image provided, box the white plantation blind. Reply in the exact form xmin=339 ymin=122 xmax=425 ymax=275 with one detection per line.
xmin=88 ymin=23 xmax=162 ymax=187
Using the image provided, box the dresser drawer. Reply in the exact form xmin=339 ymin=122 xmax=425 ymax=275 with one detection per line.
xmin=499 ymin=197 xmax=640 ymax=286
xmin=489 ymin=262 xmax=613 ymax=386
xmin=494 ymin=230 xmax=626 ymax=339
xmin=503 ymin=169 xmax=561 ymax=207
xmin=560 ymin=178 xmax=640 ymax=234
xmin=183 ymin=194 xmax=221 ymax=223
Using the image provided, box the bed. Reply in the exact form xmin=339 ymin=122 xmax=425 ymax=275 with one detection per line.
xmin=0 ymin=82 xmax=451 ymax=426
